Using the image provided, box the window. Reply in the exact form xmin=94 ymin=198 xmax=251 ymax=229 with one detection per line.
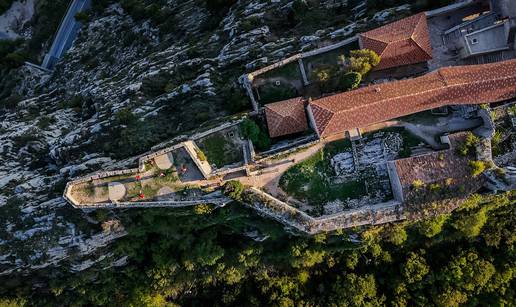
xmin=470 ymin=38 xmax=479 ymax=45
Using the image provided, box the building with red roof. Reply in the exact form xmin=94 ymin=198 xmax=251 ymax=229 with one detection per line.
xmin=359 ymin=13 xmax=433 ymax=70
xmin=387 ymin=132 xmax=486 ymax=203
xmin=307 ymin=58 xmax=516 ymax=138
xmin=264 ymin=97 xmax=309 ymax=138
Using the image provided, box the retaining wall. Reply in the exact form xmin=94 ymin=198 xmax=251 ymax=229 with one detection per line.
xmin=256 ymin=135 xmax=320 ymax=162
xmin=247 ymin=188 xmax=404 ymax=234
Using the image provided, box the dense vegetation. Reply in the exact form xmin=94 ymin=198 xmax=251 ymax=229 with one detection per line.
xmin=0 ymin=0 xmax=13 ymax=15
xmin=0 ymin=192 xmax=513 ymax=306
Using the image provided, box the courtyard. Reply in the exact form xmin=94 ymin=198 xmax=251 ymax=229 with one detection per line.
xmin=278 ymin=127 xmax=428 ymax=216
xmin=195 ymin=125 xmax=245 ymax=169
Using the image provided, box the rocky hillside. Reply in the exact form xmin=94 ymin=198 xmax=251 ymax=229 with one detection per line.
xmin=0 ymin=0 xmax=432 ymax=277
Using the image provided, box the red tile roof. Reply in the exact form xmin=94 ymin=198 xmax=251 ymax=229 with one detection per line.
xmin=359 ymin=13 xmax=433 ymax=70
xmin=309 ymin=59 xmax=516 ymax=138
xmin=393 ymin=132 xmax=485 ymax=202
xmin=265 ymin=97 xmax=308 ymax=138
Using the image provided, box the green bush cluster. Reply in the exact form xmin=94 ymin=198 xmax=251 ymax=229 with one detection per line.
xmin=468 ymin=160 xmax=486 ymax=178
xmin=240 ymin=119 xmax=271 ymax=150
xmin=457 ymin=132 xmax=480 ymax=156
xmin=0 ymin=0 xmax=13 ymax=15
xmin=223 ymin=180 xmax=244 ymax=200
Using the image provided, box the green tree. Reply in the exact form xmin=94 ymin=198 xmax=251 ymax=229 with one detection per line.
xmin=452 ymin=208 xmax=488 ymax=237
xmin=338 ymin=71 xmax=362 ymax=91
xmin=417 ymin=214 xmax=449 ymax=238
xmin=468 ymin=160 xmax=486 ymax=177
xmin=402 ymin=252 xmax=429 ymax=284
xmin=223 ymin=180 xmax=244 ymax=200
xmin=331 ymin=273 xmax=384 ymax=306
xmin=434 ymin=288 xmax=468 ymax=307
xmin=350 ymin=49 xmax=381 ymax=67
xmin=384 ymin=224 xmax=407 ymax=246
xmin=348 ymin=49 xmax=381 ymax=75
xmin=240 ymin=119 xmax=271 ymax=150
xmin=440 ymin=251 xmax=496 ymax=293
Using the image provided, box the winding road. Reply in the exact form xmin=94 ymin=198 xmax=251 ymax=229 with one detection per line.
xmin=42 ymin=0 xmax=91 ymax=69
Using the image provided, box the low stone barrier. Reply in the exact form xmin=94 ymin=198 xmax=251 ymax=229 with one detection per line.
xmin=256 ymin=135 xmax=320 ymax=162
xmin=74 ymin=197 xmax=230 ymax=209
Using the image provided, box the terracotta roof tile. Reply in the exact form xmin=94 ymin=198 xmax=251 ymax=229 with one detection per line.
xmin=309 ymin=59 xmax=516 ymax=138
xmin=393 ymin=132 xmax=485 ymax=201
xmin=265 ymin=97 xmax=308 ymax=138
xmin=359 ymin=13 xmax=433 ymax=70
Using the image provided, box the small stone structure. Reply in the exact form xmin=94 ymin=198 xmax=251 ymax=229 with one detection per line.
xmin=154 ymin=152 xmax=174 ymax=170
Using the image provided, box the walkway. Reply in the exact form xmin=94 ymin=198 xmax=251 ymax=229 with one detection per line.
xmin=239 ymin=134 xmax=343 ymax=197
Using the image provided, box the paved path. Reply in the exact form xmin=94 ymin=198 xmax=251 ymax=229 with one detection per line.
xmin=238 ymin=134 xmax=343 ymax=197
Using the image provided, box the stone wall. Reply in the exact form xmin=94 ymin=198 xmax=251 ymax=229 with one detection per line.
xmin=75 ymin=198 xmax=230 ymax=209
xmin=256 ymin=135 xmax=320 ymax=162
xmin=247 ymin=188 xmax=404 ymax=234
xmin=241 ymin=36 xmax=359 ymax=112
xmin=386 ymin=161 xmax=404 ymax=202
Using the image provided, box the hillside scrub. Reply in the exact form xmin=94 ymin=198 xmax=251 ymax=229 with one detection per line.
xmin=1 ymin=192 xmax=512 ymax=305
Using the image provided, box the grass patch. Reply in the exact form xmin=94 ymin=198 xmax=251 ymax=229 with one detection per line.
xmin=197 ymin=133 xmax=243 ymax=168
xmin=280 ymin=140 xmax=365 ymax=206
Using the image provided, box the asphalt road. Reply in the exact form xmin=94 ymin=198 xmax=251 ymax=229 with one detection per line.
xmin=42 ymin=0 xmax=91 ymax=69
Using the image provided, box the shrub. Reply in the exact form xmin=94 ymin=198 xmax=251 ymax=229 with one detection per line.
xmin=339 ymin=72 xmax=362 ymax=91
xmin=457 ymin=132 xmax=480 ymax=156
xmin=195 ymin=148 xmax=207 ymax=162
xmin=313 ymin=67 xmax=331 ymax=83
xmin=412 ymin=179 xmax=425 ymax=190
xmin=241 ymin=16 xmax=261 ymax=31
xmin=194 ymin=204 xmax=212 ymax=215
xmin=468 ymin=160 xmax=486 ymax=177
xmin=223 ymin=84 xmax=248 ymax=113
xmin=429 ymin=183 xmax=441 ymax=192
xmin=74 ymin=11 xmax=90 ymax=23
xmin=115 ymin=108 xmax=137 ymax=125
xmin=240 ymin=119 xmax=271 ymax=150
xmin=348 ymin=49 xmax=381 ymax=75
xmin=223 ymin=180 xmax=244 ymax=200
xmin=2 ymin=52 xmax=26 ymax=68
